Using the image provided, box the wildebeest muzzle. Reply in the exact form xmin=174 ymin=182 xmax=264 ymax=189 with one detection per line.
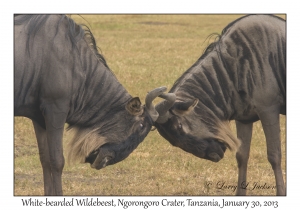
xmin=85 ymin=146 xmax=115 ymax=170
xmin=204 ymin=138 xmax=227 ymax=162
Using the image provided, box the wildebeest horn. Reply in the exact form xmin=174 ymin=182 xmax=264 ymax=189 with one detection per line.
xmin=155 ymin=92 xmax=176 ymax=123
xmin=145 ymin=86 xmax=167 ymax=122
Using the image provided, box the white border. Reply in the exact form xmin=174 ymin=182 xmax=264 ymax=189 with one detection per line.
xmin=3 ymin=1 xmax=298 ymax=209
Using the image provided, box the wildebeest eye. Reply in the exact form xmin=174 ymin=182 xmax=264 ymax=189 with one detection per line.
xmin=178 ymin=123 xmax=182 ymax=129
xmin=139 ymin=123 xmax=144 ymax=129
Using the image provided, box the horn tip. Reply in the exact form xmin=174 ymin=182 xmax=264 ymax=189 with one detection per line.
xmin=157 ymin=86 xmax=167 ymax=92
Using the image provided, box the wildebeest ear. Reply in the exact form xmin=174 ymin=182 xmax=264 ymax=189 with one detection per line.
xmin=172 ymin=98 xmax=198 ymax=115
xmin=126 ymin=97 xmax=143 ymax=115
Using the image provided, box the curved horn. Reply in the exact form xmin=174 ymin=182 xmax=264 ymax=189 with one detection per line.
xmin=155 ymin=92 xmax=176 ymax=124
xmin=145 ymin=86 xmax=167 ymax=122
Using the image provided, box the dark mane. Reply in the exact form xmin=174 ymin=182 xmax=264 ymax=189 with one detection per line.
xmin=81 ymin=24 xmax=109 ymax=68
xmin=14 ymin=14 xmax=108 ymax=68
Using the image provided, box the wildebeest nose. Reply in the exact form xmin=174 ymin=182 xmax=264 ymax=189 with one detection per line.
xmin=208 ymin=152 xmax=221 ymax=162
xmin=91 ymin=156 xmax=113 ymax=170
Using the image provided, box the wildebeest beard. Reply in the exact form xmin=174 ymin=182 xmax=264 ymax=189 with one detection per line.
xmin=85 ymin=126 xmax=152 ymax=169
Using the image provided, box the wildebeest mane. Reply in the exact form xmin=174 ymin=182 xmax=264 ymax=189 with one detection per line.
xmin=14 ymin=14 xmax=108 ymax=68
xmin=82 ymin=23 xmax=109 ymax=69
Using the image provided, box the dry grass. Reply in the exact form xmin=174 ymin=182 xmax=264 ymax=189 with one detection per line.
xmin=14 ymin=14 xmax=286 ymax=196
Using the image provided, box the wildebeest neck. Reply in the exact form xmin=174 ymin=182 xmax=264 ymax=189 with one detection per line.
xmin=171 ymin=49 xmax=237 ymax=122
xmin=66 ymin=53 xmax=132 ymax=128
xmin=170 ymin=15 xmax=286 ymax=123
xmin=63 ymin=22 xmax=132 ymax=128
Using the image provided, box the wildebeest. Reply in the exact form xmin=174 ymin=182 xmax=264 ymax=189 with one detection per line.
xmin=14 ymin=15 xmax=172 ymax=195
xmin=154 ymin=15 xmax=286 ymax=195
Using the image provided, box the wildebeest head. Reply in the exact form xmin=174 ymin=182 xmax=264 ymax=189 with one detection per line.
xmin=68 ymin=87 xmax=175 ymax=169
xmin=154 ymin=93 xmax=240 ymax=162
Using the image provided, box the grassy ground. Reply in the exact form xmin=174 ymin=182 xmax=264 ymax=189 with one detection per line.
xmin=14 ymin=14 xmax=286 ymax=196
